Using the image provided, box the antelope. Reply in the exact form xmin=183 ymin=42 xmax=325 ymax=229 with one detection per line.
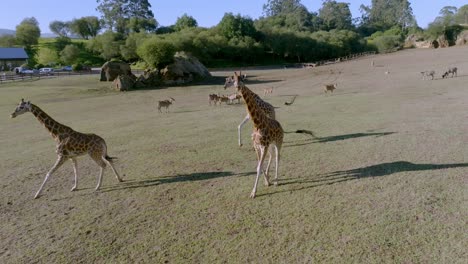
xmin=263 ymin=87 xmax=273 ymax=96
xmin=228 ymin=93 xmax=241 ymax=104
xmin=217 ymin=95 xmax=230 ymax=105
xmin=420 ymin=70 xmax=435 ymax=80
xmin=447 ymin=67 xmax=457 ymax=77
xmin=324 ymin=83 xmax=337 ymax=93
xmin=158 ymin=97 xmax=175 ymax=113
xmin=209 ymin=94 xmax=219 ymax=106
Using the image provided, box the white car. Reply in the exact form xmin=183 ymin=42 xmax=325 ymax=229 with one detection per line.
xmin=39 ymin=68 xmax=54 ymax=75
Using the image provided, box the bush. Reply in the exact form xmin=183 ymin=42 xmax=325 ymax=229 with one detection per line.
xmin=72 ymin=63 xmax=83 ymax=71
xmin=35 ymin=63 xmax=44 ymax=69
xmin=137 ymin=37 xmax=176 ymax=70
xmin=373 ymin=35 xmax=402 ymax=53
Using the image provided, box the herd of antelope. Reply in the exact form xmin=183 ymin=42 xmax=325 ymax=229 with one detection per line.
xmin=421 ymin=67 xmax=457 ymax=80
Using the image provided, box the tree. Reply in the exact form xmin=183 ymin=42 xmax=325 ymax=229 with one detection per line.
xmin=319 ymin=0 xmax=353 ymax=30
xmin=69 ymin=16 xmax=101 ymax=39
xmin=60 ymin=44 xmax=81 ymax=65
xmin=455 ymin=5 xmax=468 ymax=24
xmin=49 ymin=21 xmax=70 ymax=37
xmin=360 ymin=0 xmax=416 ymax=32
xmin=15 ymin=17 xmax=41 ymax=66
xmin=126 ymin=17 xmax=158 ymax=33
xmin=16 ymin=17 xmax=41 ymax=47
xmin=137 ymin=37 xmax=175 ymax=70
xmin=174 ymin=14 xmax=198 ymax=31
xmin=96 ymin=0 xmax=156 ymax=34
xmin=37 ymin=48 xmax=59 ymax=66
xmin=86 ymin=31 xmax=123 ymax=60
xmin=262 ymin=0 xmax=304 ymax=17
xmin=217 ymin=13 xmax=257 ymax=39
xmin=259 ymin=0 xmax=315 ymax=32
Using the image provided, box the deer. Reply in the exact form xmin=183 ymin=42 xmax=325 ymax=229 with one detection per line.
xmin=263 ymin=87 xmax=274 ymax=96
xmin=324 ymin=83 xmax=337 ymax=93
xmin=420 ymin=70 xmax=435 ymax=80
xmin=158 ymin=97 xmax=175 ymax=113
xmin=209 ymin=94 xmax=219 ymax=106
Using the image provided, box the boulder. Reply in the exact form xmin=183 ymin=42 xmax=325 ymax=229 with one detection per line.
xmin=160 ymin=52 xmax=211 ymax=85
xmin=456 ymin=30 xmax=468 ymax=46
xmin=100 ymin=61 xmax=135 ymax=82
xmin=133 ymin=52 xmax=211 ymax=89
xmin=112 ymin=75 xmax=135 ymax=91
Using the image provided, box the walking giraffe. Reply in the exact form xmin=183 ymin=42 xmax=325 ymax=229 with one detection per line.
xmin=224 ymin=76 xmax=276 ymax=147
xmin=10 ymin=99 xmax=123 ymax=199
xmin=225 ymin=73 xmax=284 ymax=198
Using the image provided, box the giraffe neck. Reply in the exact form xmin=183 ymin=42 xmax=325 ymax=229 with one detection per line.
xmin=239 ymin=85 xmax=267 ymax=128
xmin=30 ymin=104 xmax=71 ymax=140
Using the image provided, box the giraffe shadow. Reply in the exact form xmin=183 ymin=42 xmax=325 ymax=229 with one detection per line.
xmin=99 ymin=171 xmax=255 ymax=193
xmin=257 ymin=161 xmax=468 ymax=197
xmin=284 ymin=131 xmax=396 ymax=148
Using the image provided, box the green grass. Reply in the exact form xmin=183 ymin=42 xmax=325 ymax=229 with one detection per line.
xmin=0 ymin=47 xmax=467 ymax=263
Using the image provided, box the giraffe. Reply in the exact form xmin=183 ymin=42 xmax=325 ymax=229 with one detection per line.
xmin=10 ymin=99 xmax=123 ymax=199
xmin=224 ymin=76 xmax=276 ymax=147
xmin=228 ymin=72 xmax=284 ymax=198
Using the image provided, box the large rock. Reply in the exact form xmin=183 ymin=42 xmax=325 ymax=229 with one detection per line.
xmin=456 ymin=30 xmax=468 ymax=46
xmin=135 ymin=52 xmax=211 ymax=88
xmin=160 ymin=52 xmax=211 ymax=85
xmin=112 ymin=75 xmax=135 ymax=91
xmin=100 ymin=61 xmax=134 ymax=82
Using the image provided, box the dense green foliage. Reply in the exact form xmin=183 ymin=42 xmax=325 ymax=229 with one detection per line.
xmin=4 ymin=0 xmax=467 ymax=70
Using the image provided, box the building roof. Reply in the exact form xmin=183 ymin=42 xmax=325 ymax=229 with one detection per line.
xmin=0 ymin=47 xmax=29 ymax=60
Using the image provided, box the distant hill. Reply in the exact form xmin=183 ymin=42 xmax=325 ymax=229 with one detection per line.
xmin=0 ymin=28 xmax=15 ymax=36
xmin=0 ymin=28 xmax=59 ymax=38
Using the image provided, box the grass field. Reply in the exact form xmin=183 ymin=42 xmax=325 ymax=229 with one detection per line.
xmin=0 ymin=46 xmax=467 ymax=263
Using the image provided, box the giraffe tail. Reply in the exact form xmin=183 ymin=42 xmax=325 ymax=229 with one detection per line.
xmin=105 ymin=155 xmax=118 ymax=161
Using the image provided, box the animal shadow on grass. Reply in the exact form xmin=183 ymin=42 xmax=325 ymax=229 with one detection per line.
xmin=284 ymin=131 xmax=396 ymax=148
xmin=259 ymin=161 xmax=468 ymax=197
xmin=100 ymin=171 xmax=255 ymax=193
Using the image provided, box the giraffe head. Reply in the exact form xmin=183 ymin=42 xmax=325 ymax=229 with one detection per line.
xmin=11 ymin=98 xmax=32 ymax=118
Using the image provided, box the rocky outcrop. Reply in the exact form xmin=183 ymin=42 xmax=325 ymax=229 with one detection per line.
xmin=456 ymin=30 xmax=468 ymax=46
xmin=112 ymin=75 xmax=135 ymax=91
xmin=134 ymin=52 xmax=211 ymax=89
xmin=105 ymin=53 xmax=211 ymax=91
xmin=100 ymin=61 xmax=135 ymax=82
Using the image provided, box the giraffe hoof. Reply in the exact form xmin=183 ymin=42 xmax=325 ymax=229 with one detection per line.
xmin=250 ymin=192 xmax=256 ymax=198
xmin=34 ymin=194 xmax=40 ymax=199
xmin=273 ymin=181 xmax=278 ymax=186
xmin=71 ymin=186 xmax=77 ymax=192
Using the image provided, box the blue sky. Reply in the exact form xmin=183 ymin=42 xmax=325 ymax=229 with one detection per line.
xmin=0 ymin=0 xmax=465 ymax=33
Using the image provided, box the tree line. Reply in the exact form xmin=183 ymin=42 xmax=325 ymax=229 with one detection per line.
xmin=1 ymin=0 xmax=467 ymax=70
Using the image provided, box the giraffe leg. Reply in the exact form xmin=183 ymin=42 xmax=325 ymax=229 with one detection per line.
xmin=273 ymin=144 xmax=281 ymax=186
xmin=90 ymin=154 xmax=107 ymax=191
xmin=95 ymin=167 xmax=104 ymax=191
xmin=35 ymin=156 xmax=66 ymax=199
xmin=263 ymin=147 xmax=272 ymax=186
xmin=70 ymin=158 xmax=78 ymax=191
xmin=102 ymin=157 xmax=123 ymax=182
xmin=251 ymin=145 xmax=267 ymax=198
xmin=238 ymin=114 xmax=250 ymax=147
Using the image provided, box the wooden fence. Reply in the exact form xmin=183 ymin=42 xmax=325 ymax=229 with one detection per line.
xmin=0 ymin=69 xmax=146 ymax=84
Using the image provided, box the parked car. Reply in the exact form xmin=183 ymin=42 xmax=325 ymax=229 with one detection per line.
xmin=20 ymin=68 xmax=39 ymax=74
xmin=62 ymin=65 xmax=72 ymax=71
xmin=39 ymin=68 xmax=54 ymax=75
